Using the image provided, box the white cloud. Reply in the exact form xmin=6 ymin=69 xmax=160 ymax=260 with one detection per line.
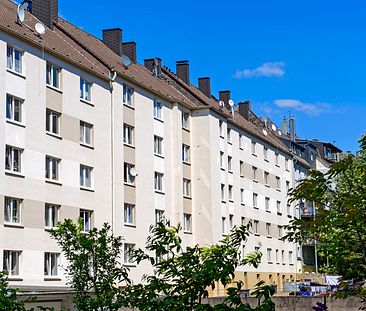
xmin=234 ymin=62 xmax=285 ymax=79
xmin=274 ymin=99 xmax=332 ymax=116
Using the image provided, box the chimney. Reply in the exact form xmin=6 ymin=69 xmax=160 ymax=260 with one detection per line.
xmin=102 ymin=28 xmax=123 ymax=56
xmin=198 ymin=77 xmax=211 ymax=98
xmin=144 ymin=58 xmax=162 ymax=77
xmin=122 ymin=42 xmax=137 ymax=63
xmin=282 ymin=119 xmax=287 ymax=134
xmin=219 ymin=90 xmax=231 ymax=108
xmin=30 ymin=0 xmax=58 ymax=30
xmin=289 ymin=118 xmax=295 ymax=142
xmin=238 ymin=101 xmax=251 ymax=121
xmin=176 ymin=60 xmax=190 ymax=84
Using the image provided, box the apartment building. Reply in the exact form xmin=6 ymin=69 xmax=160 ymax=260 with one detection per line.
xmin=0 ymin=0 xmax=300 ymax=296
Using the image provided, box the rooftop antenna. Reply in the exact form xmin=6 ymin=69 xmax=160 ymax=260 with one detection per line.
xmin=219 ymin=100 xmax=225 ymax=110
xmin=228 ymin=99 xmax=235 ymax=115
xmin=121 ymin=55 xmax=132 ymax=68
xmin=17 ymin=4 xmax=25 ymax=24
xmin=35 ymin=22 xmax=46 ymax=36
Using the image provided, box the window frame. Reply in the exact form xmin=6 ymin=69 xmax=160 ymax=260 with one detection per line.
xmin=123 ymin=123 xmax=134 ymax=146
xmin=6 ymin=94 xmax=24 ymax=124
xmin=7 ymin=45 xmax=23 ymax=74
xmin=183 ymin=213 xmax=192 ymax=233
xmin=153 ymin=101 xmax=163 ymax=120
xmin=123 ymin=85 xmax=134 ymax=107
xmin=182 ymin=111 xmax=190 ymax=130
xmin=183 ymin=178 xmax=191 ymax=198
xmin=124 ymin=203 xmax=135 ymax=226
xmin=124 ymin=163 xmax=135 ymax=185
xmin=80 ymin=121 xmax=94 ymax=147
xmin=80 ymin=209 xmax=93 ymax=232
xmin=45 ymin=155 xmax=61 ymax=182
xmin=124 ymin=243 xmax=135 ymax=265
xmin=80 ymin=78 xmax=92 ymax=102
xmin=80 ymin=164 xmax=93 ymax=189
xmin=45 ymin=203 xmax=59 ymax=229
xmin=4 ymin=197 xmax=22 ymax=225
xmin=5 ymin=145 xmax=22 ymax=174
xmin=253 ymin=193 xmax=258 ymax=209
xmin=154 ymin=172 xmax=164 ymax=192
xmin=3 ymin=250 xmax=21 ymax=276
xmin=182 ymin=144 xmax=190 ymax=163
xmin=44 ymin=252 xmax=59 ymax=277
xmin=46 ymin=109 xmax=61 ymax=136
xmin=154 ymin=135 xmax=163 ymax=156
xmin=46 ymin=62 xmax=61 ymax=89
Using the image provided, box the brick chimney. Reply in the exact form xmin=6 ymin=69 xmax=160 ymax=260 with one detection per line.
xmin=102 ymin=28 xmax=123 ymax=56
xmin=176 ymin=60 xmax=190 ymax=84
xmin=198 ymin=77 xmax=211 ymax=98
xmin=30 ymin=0 xmax=58 ymax=30
xmin=238 ymin=101 xmax=251 ymax=121
xmin=219 ymin=90 xmax=231 ymax=108
xmin=289 ymin=118 xmax=295 ymax=142
xmin=122 ymin=42 xmax=136 ymax=63
xmin=144 ymin=58 xmax=162 ymax=77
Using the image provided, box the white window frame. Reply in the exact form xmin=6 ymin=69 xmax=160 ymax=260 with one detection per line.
xmin=264 ymin=171 xmax=269 ymax=186
xmin=220 ymin=151 xmax=224 ymax=169
xmin=276 ymin=176 xmax=281 ymax=190
xmin=154 ymin=135 xmax=163 ymax=156
xmin=183 ymin=178 xmax=191 ymax=198
xmin=228 ymin=185 xmax=233 ymax=201
xmin=229 ymin=214 xmax=234 ymax=230
xmin=239 ymin=161 xmax=244 ymax=176
xmin=266 ymin=223 xmax=271 ymax=236
xmin=251 ymin=141 xmax=256 ymax=154
xmin=253 ymin=193 xmax=258 ymax=208
xmin=80 ymin=164 xmax=93 ymax=189
xmin=45 ymin=203 xmax=59 ymax=229
xmin=289 ymin=251 xmax=294 ymax=265
xmin=44 ymin=252 xmax=59 ymax=276
xmin=285 ymin=158 xmax=289 ymax=170
xmin=124 ymin=243 xmax=135 ymax=264
xmin=80 ymin=121 xmax=93 ymax=146
xmin=182 ymin=111 xmax=190 ymax=129
xmin=239 ymin=134 xmax=243 ymax=149
xmin=3 ymin=250 xmax=21 ymax=276
xmin=6 ymin=94 xmax=23 ymax=124
xmin=278 ymin=226 xmax=283 ymax=239
xmin=153 ymin=101 xmax=163 ymax=120
xmin=5 ymin=145 xmax=22 ymax=174
xmin=222 ymin=217 xmax=226 ymax=234
xmin=267 ymin=248 xmax=272 ymax=262
xmin=123 ymin=85 xmax=134 ymax=107
xmin=252 ymin=166 xmax=257 ymax=181
xmin=275 ymin=153 xmax=279 ymax=166
xmin=264 ymin=147 xmax=268 ymax=160
xmin=182 ymin=144 xmax=190 ymax=163
xmin=155 ymin=209 xmax=164 ymax=225
xmin=227 ymin=128 xmax=231 ymax=143
xmin=46 ymin=109 xmax=61 ymax=135
xmin=124 ymin=203 xmax=135 ymax=226
xmin=123 ymin=123 xmax=134 ymax=146
xmin=253 ymin=220 xmax=259 ymax=234
xmin=183 ymin=213 xmax=192 ymax=233
xmin=124 ymin=163 xmax=135 ymax=185
xmin=80 ymin=78 xmax=92 ymax=102
xmin=80 ymin=209 xmax=93 ymax=232
xmin=228 ymin=156 xmax=232 ymax=172
xmin=276 ymin=249 xmax=279 ymax=263
xmin=154 ymin=172 xmax=164 ymax=192
xmin=7 ymin=45 xmax=23 ymax=74
xmin=4 ymin=197 xmax=22 ymax=225
xmin=46 ymin=62 xmax=61 ymax=89
xmin=265 ymin=197 xmax=270 ymax=212
xmin=219 ymin=120 xmax=224 ymax=137
xmin=277 ymin=201 xmax=282 ymax=214
xmin=240 ymin=189 xmax=244 ymax=205
xmin=45 ymin=155 xmax=60 ymax=181
xmin=221 ymin=184 xmax=225 ymax=202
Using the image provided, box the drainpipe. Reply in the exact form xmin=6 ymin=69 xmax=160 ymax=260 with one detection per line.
xmin=110 ymin=69 xmax=117 ymax=233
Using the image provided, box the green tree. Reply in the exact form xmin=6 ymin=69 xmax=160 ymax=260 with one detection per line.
xmin=126 ymin=220 xmax=274 ymax=311
xmin=49 ymin=219 xmax=130 ymax=311
xmin=284 ymin=135 xmax=366 ymax=306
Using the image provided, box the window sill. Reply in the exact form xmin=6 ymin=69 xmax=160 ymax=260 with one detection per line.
xmin=254 ymin=233 xmax=260 ymax=237
xmin=264 ymin=159 xmax=269 ymax=162
xmin=252 ymin=179 xmax=258 ymax=183
xmin=155 ymin=190 xmax=165 ymax=195
xmin=241 ymin=203 xmax=245 ymax=206
xmin=44 ymin=227 xmax=56 ymax=231
xmin=124 ymin=183 xmax=136 ymax=188
xmin=228 ymin=170 xmax=233 ymax=174
xmin=265 ymin=184 xmax=270 ymax=188
xmin=268 ymin=261 xmax=273 ymax=264
xmin=7 ymin=276 xmax=23 ymax=281
xmin=182 ymin=161 xmax=191 ymax=166
xmin=266 ymin=210 xmax=271 ymax=213
xmin=154 ymin=117 xmax=164 ymax=123
xmin=253 ymin=206 xmax=259 ymax=210
xmin=124 ymin=263 xmax=136 ymax=267
xmin=252 ymin=153 xmax=257 ymax=157
xmin=124 ymin=223 xmax=136 ymax=228
xmin=123 ymin=103 xmax=134 ymax=109
xmin=229 ymin=199 xmax=234 ymax=203
xmin=5 ymin=171 xmax=25 ymax=178
xmin=80 ymin=142 xmax=94 ymax=150
xmin=7 ymin=68 xmax=25 ymax=79
xmin=4 ymin=223 xmax=24 ymax=229
xmin=182 ymin=127 xmax=190 ymax=132
xmin=276 ymin=188 xmax=281 ymax=192
xmin=183 ymin=195 xmax=192 ymax=200
xmin=80 ymin=186 xmax=94 ymax=192
xmin=46 ymin=84 xmax=62 ymax=94
xmin=289 ymin=263 xmax=294 ymax=266
xmin=123 ymin=143 xmax=135 ymax=149
xmin=267 ymin=235 xmax=272 ymax=239
xmin=80 ymin=98 xmax=94 ymax=106
xmin=277 ymin=212 xmax=282 ymax=216
xmin=46 ymin=132 xmax=62 ymax=140
xmin=227 ymin=141 xmax=232 ymax=146
xmin=154 ymin=153 xmax=164 ymax=159
xmin=221 ymin=200 xmax=226 ymax=203
xmin=287 ymin=215 xmax=293 ymax=218
xmin=220 ymin=135 xmax=225 ymax=139
xmin=44 ymin=277 xmax=62 ymax=281
xmin=45 ymin=179 xmax=62 ymax=186
xmin=220 ymin=168 xmax=225 ymax=171
xmin=240 ymin=174 xmax=244 ymax=178
xmin=239 ymin=147 xmax=243 ymax=150
xmin=275 ymin=164 xmax=280 ymax=168
xmin=286 ymin=169 xmax=290 ymax=172
xmin=282 ymin=263 xmax=286 ymax=265
xmin=6 ymin=119 xmax=25 ymax=128
xmin=184 ymin=230 xmax=192 ymax=235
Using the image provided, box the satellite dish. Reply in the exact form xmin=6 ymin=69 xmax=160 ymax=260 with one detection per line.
xmin=219 ymin=100 xmax=225 ymax=108
xmin=228 ymin=99 xmax=235 ymax=107
xmin=263 ymin=129 xmax=268 ymax=136
xmin=17 ymin=4 xmax=25 ymax=24
xmin=121 ymin=55 xmax=132 ymax=68
xmin=35 ymin=23 xmax=46 ymax=35
xmin=271 ymin=124 xmax=277 ymax=131
xmin=278 ymin=130 xmax=282 ymax=136
xmin=130 ymin=167 xmax=138 ymax=177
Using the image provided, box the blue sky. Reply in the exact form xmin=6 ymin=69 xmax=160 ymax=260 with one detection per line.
xmin=57 ymin=0 xmax=365 ymax=152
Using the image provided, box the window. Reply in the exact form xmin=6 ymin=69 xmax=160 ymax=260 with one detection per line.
xmin=3 ymin=250 xmax=21 ymax=276
xmin=227 ymin=128 xmax=231 ymax=142
xmin=154 ymin=136 xmax=163 ymax=156
xmin=44 ymin=252 xmax=59 ymax=276
xmin=182 ymin=112 xmax=189 ymax=129
xmin=80 ymin=78 xmax=92 ymax=101
xmin=253 ymin=193 xmax=258 ymax=208
xmin=239 ymin=161 xmax=244 ymax=176
xmin=253 ymin=220 xmax=259 ymax=234
xmin=80 ymin=209 xmax=93 ymax=232
xmin=228 ymin=156 xmax=232 ymax=172
xmin=239 ymin=134 xmax=243 ymax=149
xmin=255 ymin=246 xmax=260 ymax=253
xmin=266 ymin=223 xmax=271 ymax=236
xmin=6 ymin=94 xmax=23 ymax=123
xmin=123 ymin=85 xmax=134 ymax=106
xmin=222 ymin=217 xmax=226 ymax=234
xmin=281 ymin=250 xmax=285 ymax=263
xmin=240 ymin=189 xmax=244 ymax=204
xmin=45 ymin=156 xmax=60 ymax=181
xmin=287 ymin=204 xmax=291 ymax=216
xmin=278 ymin=226 xmax=283 ymax=238
xmin=286 ymin=181 xmax=290 ymax=193
xmin=124 ymin=163 xmax=135 ymax=185
xmin=229 ymin=214 xmax=234 ymax=229
xmin=219 ymin=120 xmax=224 ymax=137
xmin=265 ymin=197 xmax=270 ymax=212
xmin=275 ymin=153 xmax=279 ymax=166
xmin=5 ymin=145 xmax=22 ymax=173
xmin=155 ymin=209 xmax=164 ymax=225
xmin=277 ymin=201 xmax=281 ymax=214
xmin=264 ymin=171 xmax=269 ymax=186
xmin=221 ymin=184 xmax=225 ymax=202
xmin=80 ymin=165 xmax=93 ymax=188
xmin=289 ymin=251 xmax=294 ymax=265
xmin=267 ymin=248 xmax=272 ymax=262
xmin=220 ymin=151 xmax=224 ymax=169
xmin=124 ymin=203 xmax=135 ymax=225
xmin=46 ymin=63 xmax=61 ymax=89
xmin=124 ymin=243 xmax=135 ymax=264
xmin=80 ymin=121 xmax=93 ymax=146
xmin=182 ymin=144 xmax=190 ymax=163
xmin=276 ymin=176 xmax=281 ymax=190
xmin=183 ymin=178 xmax=191 ymax=197
xmin=264 ymin=147 xmax=268 ymax=160
xmin=45 ymin=204 xmax=59 ymax=228
xmin=276 ymin=250 xmax=279 ymax=263
xmin=153 ymin=101 xmax=162 ymax=119
xmin=7 ymin=45 xmax=23 ymax=73
xmin=252 ymin=166 xmax=257 ymax=181
xmin=285 ymin=158 xmax=289 ymax=170
xmin=123 ymin=124 xmax=134 ymax=146
xmin=228 ymin=185 xmax=233 ymax=201
xmin=4 ymin=197 xmax=22 ymax=224
xmin=154 ymin=172 xmax=164 ymax=192
xmin=251 ymin=141 xmax=256 ymax=154
xmin=183 ymin=213 xmax=191 ymax=232
xmin=46 ymin=110 xmax=60 ymax=135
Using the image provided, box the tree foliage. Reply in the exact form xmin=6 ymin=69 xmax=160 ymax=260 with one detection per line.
xmin=284 ymin=135 xmax=366 ymax=305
